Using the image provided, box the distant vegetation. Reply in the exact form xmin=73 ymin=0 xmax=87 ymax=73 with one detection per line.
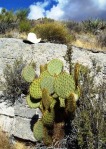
xmin=0 ymin=8 xmax=106 ymax=46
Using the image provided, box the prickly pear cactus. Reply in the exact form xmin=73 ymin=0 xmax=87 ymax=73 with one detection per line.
xmin=22 ymin=58 xmax=80 ymax=147
xmin=54 ymin=72 xmax=75 ymax=98
xmin=21 ymin=65 xmax=35 ymax=82
xmin=26 ymin=95 xmax=40 ymax=108
xmin=33 ymin=120 xmax=44 ymax=141
xmin=42 ymin=88 xmax=53 ymax=110
xmin=29 ymin=78 xmax=42 ymax=99
xmin=42 ymin=109 xmax=55 ymax=126
xmin=41 ymin=76 xmax=55 ymax=95
xmin=47 ymin=59 xmax=63 ymax=76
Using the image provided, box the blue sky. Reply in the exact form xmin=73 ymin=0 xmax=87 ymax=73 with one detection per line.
xmin=0 ymin=0 xmax=106 ymax=21
xmin=0 ymin=0 xmax=57 ymax=11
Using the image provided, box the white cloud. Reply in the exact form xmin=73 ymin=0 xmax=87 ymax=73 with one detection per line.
xmin=28 ymin=0 xmax=66 ymax=20
xmin=93 ymin=0 xmax=106 ymax=10
xmin=28 ymin=3 xmax=45 ymax=19
xmin=46 ymin=5 xmax=64 ymax=20
xmin=28 ymin=0 xmax=106 ymax=20
xmin=28 ymin=0 xmax=50 ymax=19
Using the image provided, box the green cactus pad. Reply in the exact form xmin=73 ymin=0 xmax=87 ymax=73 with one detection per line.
xmin=50 ymin=99 xmax=57 ymax=109
xmin=47 ymin=59 xmax=63 ymax=76
xmin=59 ymin=97 xmax=65 ymax=108
xmin=54 ymin=72 xmax=75 ymax=99
xmin=52 ymin=93 xmax=58 ymax=98
xmin=29 ymin=78 xmax=42 ymax=99
xmin=26 ymin=95 xmax=40 ymax=108
xmin=65 ymin=93 xmax=76 ymax=113
xmin=33 ymin=120 xmax=43 ymax=141
xmin=21 ymin=65 xmax=35 ymax=82
xmin=40 ymin=70 xmax=50 ymax=79
xmin=42 ymin=109 xmax=55 ymax=126
xmin=42 ymin=89 xmax=53 ymax=110
xmin=41 ymin=76 xmax=55 ymax=95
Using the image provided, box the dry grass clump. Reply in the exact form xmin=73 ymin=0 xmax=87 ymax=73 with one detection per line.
xmin=32 ymin=22 xmax=74 ymax=44
xmin=0 ymin=129 xmax=15 ymax=149
xmin=0 ymin=129 xmax=34 ymax=149
xmin=14 ymin=141 xmax=34 ymax=149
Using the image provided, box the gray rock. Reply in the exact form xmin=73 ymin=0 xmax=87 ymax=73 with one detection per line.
xmin=0 ymin=38 xmax=67 ymax=79
xmin=12 ymin=116 xmax=36 ymax=142
xmin=0 ymin=101 xmax=14 ymax=117
xmin=0 ymin=115 xmax=14 ymax=134
xmin=71 ymin=46 xmax=106 ymax=85
xmin=14 ymin=105 xmax=37 ymax=119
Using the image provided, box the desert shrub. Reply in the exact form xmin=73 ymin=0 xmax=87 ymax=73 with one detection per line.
xmin=19 ymin=20 xmax=31 ymax=32
xmin=96 ymin=32 xmax=106 ymax=47
xmin=65 ymin=21 xmax=82 ymax=33
xmin=3 ymin=58 xmax=29 ymax=105
xmin=70 ymin=64 xmax=106 ymax=149
xmin=0 ymin=8 xmax=18 ymax=34
xmin=81 ymin=19 xmax=102 ymax=34
xmin=15 ymin=9 xmax=29 ymax=21
xmin=41 ymin=17 xmax=54 ymax=23
xmin=33 ymin=22 xmax=73 ymax=44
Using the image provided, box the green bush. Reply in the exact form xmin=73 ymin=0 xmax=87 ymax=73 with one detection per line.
xmin=19 ymin=20 xmax=31 ymax=32
xmin=65 ymin=21 xmax=82 ymax=33
xmin=3 ymin=58 xmax=29 ymax=105
xmin=81 ymin=19 xmax=106 ymax=34
xmin=33 ymin=22 xmax=73 ymax=44
xmin=71 ymin=64 xmax=106 ymax=149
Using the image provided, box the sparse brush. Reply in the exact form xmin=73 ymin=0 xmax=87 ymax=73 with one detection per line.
xmin=19 ymin=20 xmax=31 ymax=32
xmin=81 ymin=18 xmax=104 ymax=34
xmin=3 ymin=58 xmax=29 ymax=105
xmin=71 ymin=64 xmax=106 ymax=149
xmin=96 ymin=32 xmax=106 ymax=47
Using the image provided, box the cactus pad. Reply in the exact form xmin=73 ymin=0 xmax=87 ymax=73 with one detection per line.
xmin=52 ymin=93 xmax=58 ymax=98
xmin=59 ymin=97 xmax=65 ymax=108
xmin=29 ymin=78 xmax=42 ymax=99
xmin=40 ymin=70 xmax=50 ymax=79
xmin=22 ymin=65 xmax=35 ymax=82
xmin=42 ymin=89 xmax=53 ymax=110
xmin=41 ymin=76 xmax=55 ymax=95
xmin=26 ymin=95 xmax=40 ymax=108
xmin=65 ymin=93 xmax=76 ymax=113
xmin=50 ymin=99 xmax=57 ymax=109
xmin=47 ymin=59 xmax=63 ymax=76
xmin=42 ymin=109 xmax=55 ymax=126
xmin=54 ymin=72 xmax=75 ymax=98
xmin=33 ymin=120 xmax=44 ymax=141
